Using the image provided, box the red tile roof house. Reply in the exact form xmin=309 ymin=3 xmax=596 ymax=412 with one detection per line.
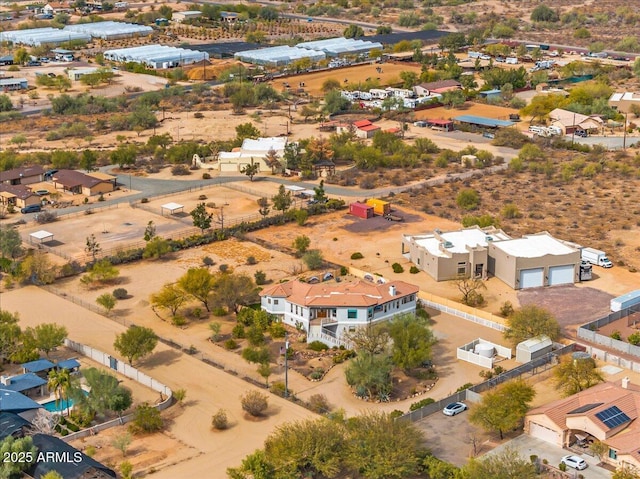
xmin=51 ymin=170 xmax=115 ymax=196
xmin=525 ymin=378 xmax=640 ymax=470
xmin=260 ymin=279 xmax=419 ymax=347
xmin=0 ymin=166 xmax=45 ymax=186
xmin=414 ymin=79 xmax=461 ymax=97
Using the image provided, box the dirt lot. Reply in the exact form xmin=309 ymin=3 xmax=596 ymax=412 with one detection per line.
xmin=268 ymin=62 xmax=423 ymax=97
xmin=414 ymin=103 xmax=519 ymax=122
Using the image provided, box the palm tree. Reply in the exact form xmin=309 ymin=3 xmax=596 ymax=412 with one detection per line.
xmin=48 ymin=369 xmax=72 ymax=416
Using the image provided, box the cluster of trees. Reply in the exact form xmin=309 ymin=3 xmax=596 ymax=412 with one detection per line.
xmin=151 ymin=267 xmax=259 ymax=317
xmin=344 ymin=312 xmax=436 ymax=400
xmin=0 ymin=310 xmax=68 ymax=363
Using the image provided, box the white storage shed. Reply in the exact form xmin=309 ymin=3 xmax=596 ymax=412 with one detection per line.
xmin=516 ymin=335 xmax=552 ymax=363
xmin=104 ymin=45 xmax=208 ymax=69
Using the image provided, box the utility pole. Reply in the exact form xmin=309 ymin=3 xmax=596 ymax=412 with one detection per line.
xmin=284 ymin=332 xmax=289 ymax=398
xmin=623 ymin=111 xmax=628 ymax=150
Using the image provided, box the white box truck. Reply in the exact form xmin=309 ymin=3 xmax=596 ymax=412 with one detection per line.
xmin=581 ymin=247 xmax=613 ymax=268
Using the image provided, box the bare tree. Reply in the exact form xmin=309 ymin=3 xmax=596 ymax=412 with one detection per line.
xmin=453 ymin=275 xmax=486 ymax=306
xmin=345 ymin=325 xmax=390 ymax=355
xmin=30 ymin=410 xmax=60 ymax=435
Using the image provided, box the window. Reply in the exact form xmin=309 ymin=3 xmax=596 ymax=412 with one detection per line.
xmin=274 ymin=299 xmax=279 ymax=305
xmin=457 ymin=262 xmax=467 ymax=275
xmin=609 ymin=449 xmax=617 ymax=460
xmin=267 ymin=298 xmax=271 ymax=304
xmin=347 ymin=309 xmax=357 ymax=319
xmin=368 ymin=308 xmax=373 ymax=319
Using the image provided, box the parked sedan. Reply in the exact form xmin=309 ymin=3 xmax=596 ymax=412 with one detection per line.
xmin=443 ymin=402 xmax=467 ymax=416
xmin=561 ymin=455 xmax=588 ymax=470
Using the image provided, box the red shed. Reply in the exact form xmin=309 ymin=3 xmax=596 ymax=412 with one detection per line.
xmin=349 ymin=202 xmax=374 ymax=219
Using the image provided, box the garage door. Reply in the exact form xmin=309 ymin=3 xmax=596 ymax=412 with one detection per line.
xmin=549 ymin=265 xmax=575 ymax=286
xmin=529 ymin=422 xmax=559 ymax=445
xmin=520 ymin=268 xmax=544 ymax=289
xmin=220 ymin=163 xmax=238 ymax=172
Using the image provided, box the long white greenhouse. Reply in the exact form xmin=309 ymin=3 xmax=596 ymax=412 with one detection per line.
xmin=64 ymin=21 xmax=153 ymax=40
xmin=297 ymin=37 xmax=384 ymax=57
xmin=234 ymin=45 xmax=325 ymax=66
xmin=103 ymin=45 xmax=209 ymax=69
xmin=0 ymin=27 xmax=91 ymax=46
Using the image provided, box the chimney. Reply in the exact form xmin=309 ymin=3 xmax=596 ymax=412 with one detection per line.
xmin=389 ymin=285 xmax=396 ymax=296
xmin=622 ymin=377 xmax=630 ymax=389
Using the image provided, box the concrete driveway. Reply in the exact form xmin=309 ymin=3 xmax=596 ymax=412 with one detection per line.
xmin=488 ymin=435 xmax=613 ymax=479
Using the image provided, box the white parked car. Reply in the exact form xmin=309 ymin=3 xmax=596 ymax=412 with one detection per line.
xmin=561 ymin=455 xmax=588 ymax=470
xmin=443 ymin=402 xmax=467 ymax=416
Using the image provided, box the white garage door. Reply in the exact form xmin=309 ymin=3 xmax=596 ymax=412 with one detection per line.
xmin=220 ymin=163 xmax=238 ymax=172
xmin=520 ymin=268 xmax=544 ymax=289
xmin=529 ymin=422 xmax=559 ymax=445
xmin=549 ymin=265 xmax=575 ymax=286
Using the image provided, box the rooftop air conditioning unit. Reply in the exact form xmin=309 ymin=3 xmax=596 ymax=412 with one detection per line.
xmin=443 ymin=241 xmax=453 ymax=248
xmin=486 ymin=236 xmax=493 ymax=241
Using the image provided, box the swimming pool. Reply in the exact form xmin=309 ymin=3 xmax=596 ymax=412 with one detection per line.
xmin=43 ymin=397 xmax=75 ymax=413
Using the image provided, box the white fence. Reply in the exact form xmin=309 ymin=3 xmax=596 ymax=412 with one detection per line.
xmin=61 ymin=339 xmax=173 ymax=442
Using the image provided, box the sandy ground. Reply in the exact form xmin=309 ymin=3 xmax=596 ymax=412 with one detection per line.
xmin=414 ymin=102 xmax=519 ymax=122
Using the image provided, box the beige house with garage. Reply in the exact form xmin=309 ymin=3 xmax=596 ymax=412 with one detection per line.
xmin=217 ymin=137 xmax=287 ymax=173
xmin=402 ymin=226 xmax=511 ymax=282
xmin=526 ymin=378 xmax=640 ymax=471
xmin=488 ymin=232 xmax=580 ymax=289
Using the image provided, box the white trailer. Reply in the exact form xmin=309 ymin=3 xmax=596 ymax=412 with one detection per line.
xmin=369 ymin=89 xmax=388 ymax=99
xmin=505 ymin=57 xmax=518 ymax=64
xmin=611 ymin=290 xmax=640 ymax=312
xmin=581 ymin=247 xmax=613 ymax=268
xmin=468 ymin=51 xmax=482 ymax=59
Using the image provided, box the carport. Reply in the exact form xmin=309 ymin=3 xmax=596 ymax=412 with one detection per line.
xmin=29 ymin=230 xmax=53 ymax=245
xmin=160 ymin=202 xmax=184 ymax=216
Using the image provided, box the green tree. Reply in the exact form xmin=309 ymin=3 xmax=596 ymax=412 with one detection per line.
xmin=0 ymin=227 xmax=22 ymax=258
xmin=589 ymin=440 xmax=609 ymax=465
xmin=96 ymin=293 xmax=117 ymax=315
xmin=613 ymin=466 xmax=640 ymax=479
xmin=553 ymin=356 xmax=604 ymax=396
xmin=344 ymin=412 xmax=423 ymax=479
xmin=302 ymin=250 xmax=324 ymax=270
xmin=0 ymin=310 xmax=22 ymax=362
xmin=345 ymin=352 xmax=393 ymax=398
xmin=143 ymin=221 xmax=156 ymax=242
xmin=257 ymin=197 xmax=270 ymax=218
xmin=47 ymin=368 xmax=72 ymax=415
xmin=469 ymin=380 xmax=535 ymax=439
xmin=388 ymin=313 xmax=436 ymax=371
xmin=633 ymin=57 xmax=640 ymax=79
xmin=13 ymin=47 xmax=30 ymax=65
xmin=210 ymin=273 xmax=259 ymax=314
xmin=313 ymin=180 xmax=328 ymax=204
xmin=235 ymin=122 xmax=261 ymax=146
xmin=503 ymin=305 xmax=560 ymax=346
xmin=460 ymin=446 xmax=537 ymax=479
xmin=178 ymin=268 xmax=215 ymax=312
xmin=109 ymin=143 xmax=137 ymax=168
xmin=272 ymin=185 xmax=292 ymax=215
xmin=456 ymin=188 xmax=480 ymax=210
xmin=114 ymin=326 xmax=158 ymax=365
xmin=130 ymin=403 xmax=163 ymax=434
xmin=85 ymin=233 xmax=101 ymax=262
xmin=0 ymin=94 xmax=12 ymax=112
xmin=112 ymin=432 xmax=132 ymax=457
xmin=530 ymin=4 xmax=559 ymax=22
xmin=321 ymin=78 xmax=341 ymax=92
xmin=240 ymin=158 xmax=259 ymax=181
xmin=19 ymin=251 xmax=56 ymax=285
xmin=343 ymin=24 xmax=364 ymax=38
xmin=109 ymin=386 xmax=133 ymax=421
xmin=0 ymin=436 xmax=37 ymax=478
xmin=324 ymin=89 xmax=351 ymax=114
xmin=441 ymin=89 xmax=466 ymax=109
xmin=150 ymin=283 xmax=186 ymax=318
xmin=81 ymin=259 xmax=119 ymax=285
xmin=30 ymin=323 xmax=67 ymax=357
xmin=80 ymin=149 xmax=98 ymax=172
xmin=283 ymin=142 xmax=302 ymax=170
xmin=190 ymin=203 xmax=213 ymax=233
xmin=143 ymin=237 xmax=172 ymax=259
xmin=293 ymin=235 xmax=311 ymax=256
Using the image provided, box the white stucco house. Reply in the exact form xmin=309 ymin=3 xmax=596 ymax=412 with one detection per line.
xmin=260 ymin=279 xmax=419 ymax=347
xmin=216 ymin=137 xmax=288 ymax=173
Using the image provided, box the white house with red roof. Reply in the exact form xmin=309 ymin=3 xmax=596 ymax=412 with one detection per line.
xmin=260 ymin=279 xmax=419 ymax=347
xmin=525 ymin=378 xmax=640 ymax=470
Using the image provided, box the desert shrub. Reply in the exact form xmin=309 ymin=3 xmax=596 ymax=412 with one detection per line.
xmin=232 ymin=324 xmax=246 ymax=339
xmin=203 ymin=256 xmax=215 ymax=266
xmin=141 ymin=198 xmax=149 ymax=203
xmin=219 ymin=264 xmax=229 ymax=273
xmin=307 ymin=394 xmax=331 ymax=414
xmin=559 ymin=463 xmax=567 ymax=472
xmin=359 ymin=174 xmax=377 ymax=189
xmin=84 ymin=445 xmax=96 ymax=457
xmin=409 ymin=266 xmax=419 ymax=274
xmin=499 ymin=300 xmax=514 ymax=317
xmin=392 ymin=262 xmax=404 ymax=273
xmin=456 ymin=382 xmax=474 ymax=392
xmin=333 ymin=349 xmax=356 ymax=364
xmin=309 ymin=368 xmax=324 ymax=380
xmin=246 ymin=325 xmax=265 ymax=346
xmin=212 ymin=307 xmax=227 ymax=317
xmin=466 ymin=291 xmax=484 ymax=307
xmin=269 ymin=322 xmax=286 ymax=338
xmin=36 ymin=211 xmax=57 ymax=224
xmin=224 ymin=339 xmax=239 ymax=350
xmin=113 ymin=288 xmax=128 ymax=299
xmin=246 ymin=255 xmax=257 ymax=265
xmin=198 ymin=194 xmax=207 ymax=200
xmin=202 ymin=173 xmax=211 ymax=179
xmin=628 ymin=332 xmax=640 ymax=345
xmin=456 ymin=188 xmax=480 ymax=210
xmin=130 ymin=403 xmax=163 ymax=434
xmin=171 ymin=164 xmax=190 ymax=175
xmin=308 ymin=340 xmax=329 ymax=352
xmin=350 ymin=252 xmax=364 ymax=260
xmin=211 ymin=409 xmax=228 ymax=430
xmin=270 ymin=381 xmax=287 ymax=397
xmin=241 ymin=390 xmax=269 ymax=417
xmin=171 ymin=315 xmax=187 ymax=326
xmin=409 ymin=397 xmax=435 ymax=411
xmin=340 ymin=266 xmax=348 ymax=275
xmin=254 ymin=270 xmax=267 ymax=285
xmin=611 ymin=331 xmax=622 ymax=340
xmin=389 ymin=409 xmax=404 ymax=419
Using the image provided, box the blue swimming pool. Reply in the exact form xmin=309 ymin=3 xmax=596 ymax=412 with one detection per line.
xmin=43 ymin=397 xmax=75 ymax=413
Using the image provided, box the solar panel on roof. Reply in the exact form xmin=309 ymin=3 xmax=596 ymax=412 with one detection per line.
xmin=567 ymin=403 xmax=603 ymax=415
xmin=595 ymin=406 xmax=631 ymax=429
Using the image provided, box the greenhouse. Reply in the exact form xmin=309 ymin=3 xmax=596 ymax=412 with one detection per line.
xmin=234 ymin=45 xmax=325 ymax=66
xmin=297 ymin=37 xmax=383 ymax=57
xmin=0 ymin=27 xmax=91 ymax=46
xmin=64 ymin=21 xmax=153 ymax=40
xmin=103 ymin=44 xmax=209 ymax=69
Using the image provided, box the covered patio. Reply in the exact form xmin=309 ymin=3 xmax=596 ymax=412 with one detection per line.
xmin=29 ymin=230 xmax=54 ymax=245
